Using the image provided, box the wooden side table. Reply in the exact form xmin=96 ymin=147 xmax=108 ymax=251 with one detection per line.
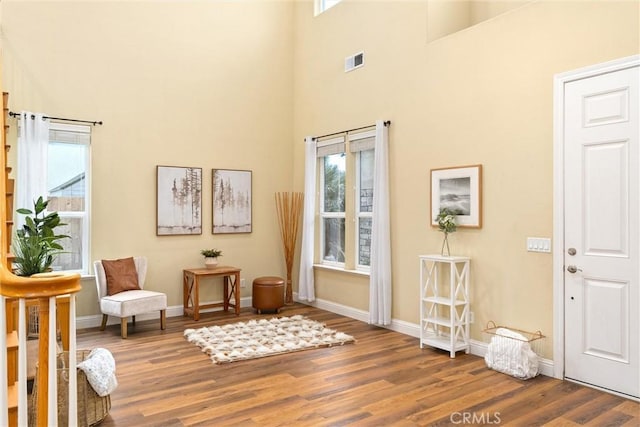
xmin=183 ymin=266 xmax=241 ymax=320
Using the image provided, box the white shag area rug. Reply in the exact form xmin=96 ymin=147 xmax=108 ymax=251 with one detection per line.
xmin=184 ymin=315 xmax=356 ymax=364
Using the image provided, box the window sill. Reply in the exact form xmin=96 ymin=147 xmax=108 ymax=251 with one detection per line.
xmin=313 ymin=264 xmax=370 ymax=277
xmin=53 ymin=272 xmax=94 ymax=280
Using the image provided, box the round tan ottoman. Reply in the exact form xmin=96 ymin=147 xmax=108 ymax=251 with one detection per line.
xmin=252 ymin=276 xmax=285 ymax=314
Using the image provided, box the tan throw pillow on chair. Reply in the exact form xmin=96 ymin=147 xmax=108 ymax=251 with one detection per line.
xmin=102 ymin=257 xmax=140 ymax=295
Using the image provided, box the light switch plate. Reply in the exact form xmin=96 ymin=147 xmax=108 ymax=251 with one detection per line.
xmin=527 ymin=237 xmax=551 ymax=253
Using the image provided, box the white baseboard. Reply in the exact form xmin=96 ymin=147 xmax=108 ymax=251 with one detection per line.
xmin=294 ymin=293 xmax=554 ymax=377
xmin=297 ymin=295 xmax=370 ymax=323
xmin=76 ymin=296 xmax=253 ymax=329
xmin=79 ymin=294 xmax=554 ymax=378
xmin=297 ymin=295 xmax=421 ymax=338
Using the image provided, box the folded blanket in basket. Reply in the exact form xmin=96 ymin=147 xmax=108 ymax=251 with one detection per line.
xmin=77 ymin=348 xmax=118 ymax=397
xmin=484 ymin=327 xmax=539 ymax=379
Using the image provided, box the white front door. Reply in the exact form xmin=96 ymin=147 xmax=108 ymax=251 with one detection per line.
xmin=563 ymin=61 xmax=639 ymax=398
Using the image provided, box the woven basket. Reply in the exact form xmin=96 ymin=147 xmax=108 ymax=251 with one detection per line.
xmin=30 ymin=350 xmax=111 ymax=426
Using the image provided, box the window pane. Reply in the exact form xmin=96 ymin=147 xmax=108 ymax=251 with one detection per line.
xmin=323 ymin=153 xmax=345 ymax=212
xmin=321 ymin=0 xmax=341 ymax=12
xmin=359 ymin=149 xmax=374 ymax=213
xmin=50 ymin=216 xmax=83 ymax=271
xmin=47 ymin=142 xmax=86 ymax=212
xmin=323 ymin=217 xmax=345 ymax=262
xmin=358 ymin=217 xmax=372 ymax=266
xmin=47 ymin=134 xmax=88 ymax=273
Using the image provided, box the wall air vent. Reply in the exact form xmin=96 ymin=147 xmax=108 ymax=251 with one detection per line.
xmin=344 ymin=51 xmax=364 ymax=73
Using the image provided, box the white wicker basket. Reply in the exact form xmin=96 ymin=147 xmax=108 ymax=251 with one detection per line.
xmin=30 ymin=350 xmax=111 ymax=426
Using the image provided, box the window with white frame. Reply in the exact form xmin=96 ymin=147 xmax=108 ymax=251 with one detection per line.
xmin=317 ymin=130 xmax=375 ymax=271
xmin=350 ymin=131 xmax=375 ymax=269
xmin=318 ymin=136 xmax=346 ymax=265
xmin=46 ymin=123 xmax=91 ymax=274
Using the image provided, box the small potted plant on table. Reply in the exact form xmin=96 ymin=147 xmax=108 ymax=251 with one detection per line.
xmin=201 ymin=249 xmax=223 ymax=269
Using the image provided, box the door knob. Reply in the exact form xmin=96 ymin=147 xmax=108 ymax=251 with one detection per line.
xmin=567 ymin=265 xmax=582 ymax=273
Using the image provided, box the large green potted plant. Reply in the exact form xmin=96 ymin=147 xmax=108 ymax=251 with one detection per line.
xmin=13 ymin=196 xmax=69 ymax=276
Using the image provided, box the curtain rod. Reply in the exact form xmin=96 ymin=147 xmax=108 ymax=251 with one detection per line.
xmin=9 ymin=111 xmax=103 ymax=126
xmin=313 ymin=120 xmax=391 ymax=140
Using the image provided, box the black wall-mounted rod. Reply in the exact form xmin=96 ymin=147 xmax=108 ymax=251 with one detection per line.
xmin=313 ymin=120 xmax=391 ymax=140
xmin=9 ymin=111 xmax=103 ymax=126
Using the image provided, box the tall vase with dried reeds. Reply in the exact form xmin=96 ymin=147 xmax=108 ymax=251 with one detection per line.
xmin=275 ymin=191 xmax=304 ymax=305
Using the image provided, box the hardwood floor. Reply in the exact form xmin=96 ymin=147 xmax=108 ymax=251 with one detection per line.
xmin=75 ymin=305 xmax=639 ymax=426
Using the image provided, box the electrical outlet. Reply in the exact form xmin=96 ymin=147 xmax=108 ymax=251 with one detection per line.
xmin=240 ymin=278 xmax=246 ymax=288
xmin=469 ymin=312 xmax=475 ymax=324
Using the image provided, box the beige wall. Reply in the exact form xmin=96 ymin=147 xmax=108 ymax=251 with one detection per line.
xmin=293 ymin=0 xmax=639 ymax=358
xmin=469 ymin=0 xmax=532 ymax=26
xmin=427 ymin=0 xmax=533 ymax=42
xmin=1 ymin=1 xmax=294 ymax=315
xmin=1 ymin=0 xmax=638 ymax=360
xmin=427 ymin=0 xmax=471 ymax=43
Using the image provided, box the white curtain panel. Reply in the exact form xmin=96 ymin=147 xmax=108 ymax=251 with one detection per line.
xmin=298 ymin=136 xmax=317 ymax=302
xmin=15 ymin=112 xmax=49 ymax=230
xmin=369 ymin=120 xmax=392 ymax=325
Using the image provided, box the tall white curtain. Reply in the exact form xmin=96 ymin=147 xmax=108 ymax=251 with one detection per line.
xmin=369 ymin=120 xmax=392 ymax=325
xmin=15 ymin=112 xmax=49 ymax=230
xmin=298 ymin=136 xmax=317 ymax=302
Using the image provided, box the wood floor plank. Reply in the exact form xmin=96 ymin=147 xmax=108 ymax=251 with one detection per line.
xmin=584 ymin=410 xmax=635 ymax=427
xmin=72 ymin=304 xmax=639 ymax=426
xmin=506 ymin=384 xmax=606 ymax=425
xmin=539 ymin=417 xmax=581 ymax=427
xmin=408 ymin=374 xmax=524 ymax=425
xmin=614 ymin=399 xmax=640 ymax=417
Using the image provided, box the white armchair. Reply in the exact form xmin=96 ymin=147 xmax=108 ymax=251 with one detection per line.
xmin=94 ymin=256 xmax=167 ymax=338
